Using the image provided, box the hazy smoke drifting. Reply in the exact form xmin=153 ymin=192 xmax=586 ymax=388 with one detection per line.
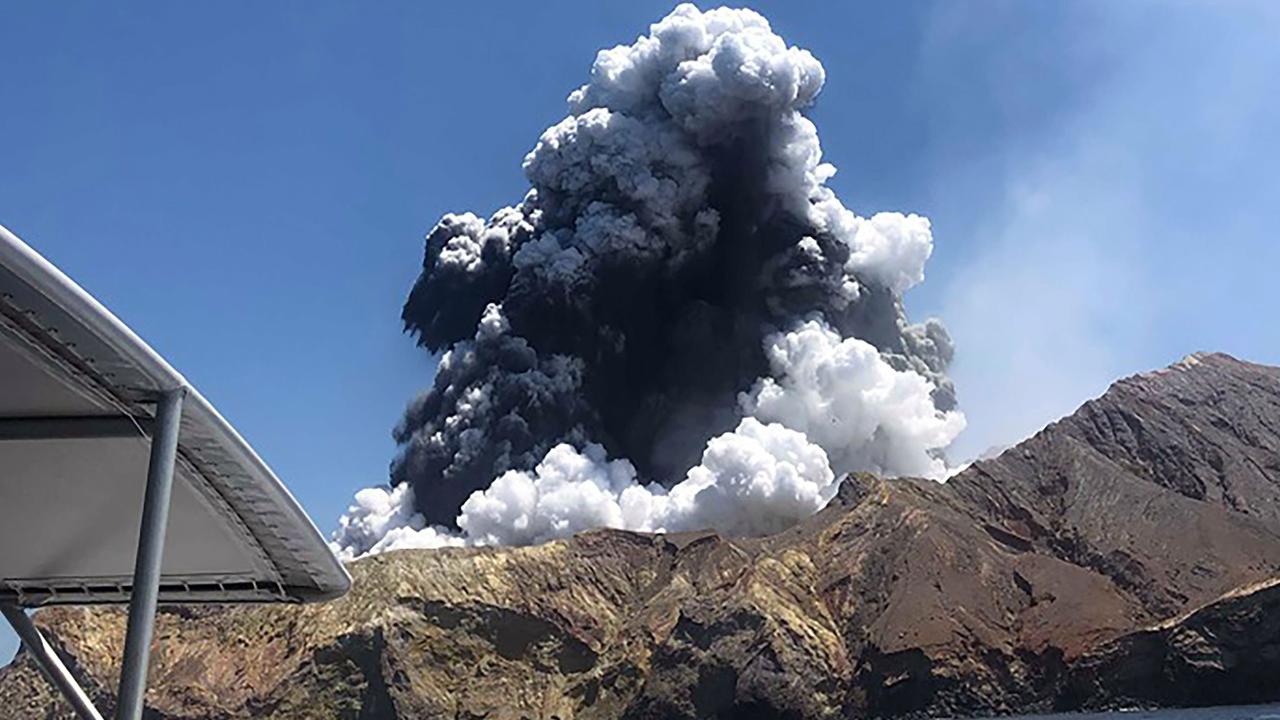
xmin=332 ymin=4 xmax=964 ymax=560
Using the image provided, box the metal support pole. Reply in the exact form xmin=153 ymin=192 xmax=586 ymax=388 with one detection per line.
xmin=114 ymin=388 xmax=184 ymax=720
xmin=1 ymin=604 xmax=105 ymax=720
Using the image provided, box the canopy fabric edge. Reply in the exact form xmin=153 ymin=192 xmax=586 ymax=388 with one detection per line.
xmin=0 ymin=224 xmax=350 ymax=606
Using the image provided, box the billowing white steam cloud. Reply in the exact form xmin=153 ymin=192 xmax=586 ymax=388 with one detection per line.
xmin=333 ymin=413 xmax=839 ymax=559
xmin=332 ymin=4 xmax=964 ymax=560
xmin=331 ymin=484 xmax=464 ymax=560
xmin=744 ymin=317 xmax=966 ymax=480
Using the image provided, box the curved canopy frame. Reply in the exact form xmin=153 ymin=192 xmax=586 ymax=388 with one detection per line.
xmin=0 ymin=225 xmax=350 ymax=720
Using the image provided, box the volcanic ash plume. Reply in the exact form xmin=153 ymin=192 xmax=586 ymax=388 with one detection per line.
xmin=332 ymin=4 xmax=965 ymax=560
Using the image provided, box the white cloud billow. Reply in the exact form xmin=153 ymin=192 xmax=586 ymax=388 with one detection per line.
xmin=743 ymin=319 xmax=966 ymax=480
xmin=329 ymin=484 xmax=463 ymax=561
xmin=334 ymin=415 xmax=839 ymax=554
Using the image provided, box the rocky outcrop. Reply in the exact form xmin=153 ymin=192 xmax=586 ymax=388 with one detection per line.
xmin=1064 ymin=579 xmax=1280 ymax=709
xmin=3 ymin=352 xmax=1280 ymax=719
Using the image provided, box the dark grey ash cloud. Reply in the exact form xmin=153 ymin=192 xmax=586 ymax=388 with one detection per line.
xmin=334 ymin=4 xmax=964 ymax=557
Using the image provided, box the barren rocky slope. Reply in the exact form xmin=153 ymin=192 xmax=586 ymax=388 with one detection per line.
xmin=3 ymin=352 xmax=1280 ymax=719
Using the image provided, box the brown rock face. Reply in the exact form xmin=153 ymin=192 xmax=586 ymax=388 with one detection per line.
xmin=3 ymin=352 xmax=1280 ymax=719
xmin=1063 ymin=579 xmax=1280 ymax=710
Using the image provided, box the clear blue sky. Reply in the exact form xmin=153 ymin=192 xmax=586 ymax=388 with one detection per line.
xmin=3 ymin=2 xmax=1278 ymax=662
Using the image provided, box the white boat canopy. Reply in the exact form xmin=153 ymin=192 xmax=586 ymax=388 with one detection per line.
xmin=0 ymin=224 xmax=350 ymax=720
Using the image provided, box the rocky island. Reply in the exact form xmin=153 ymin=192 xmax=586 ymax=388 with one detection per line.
xmin=3 ymin=352 xmax=1279 ymax=719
